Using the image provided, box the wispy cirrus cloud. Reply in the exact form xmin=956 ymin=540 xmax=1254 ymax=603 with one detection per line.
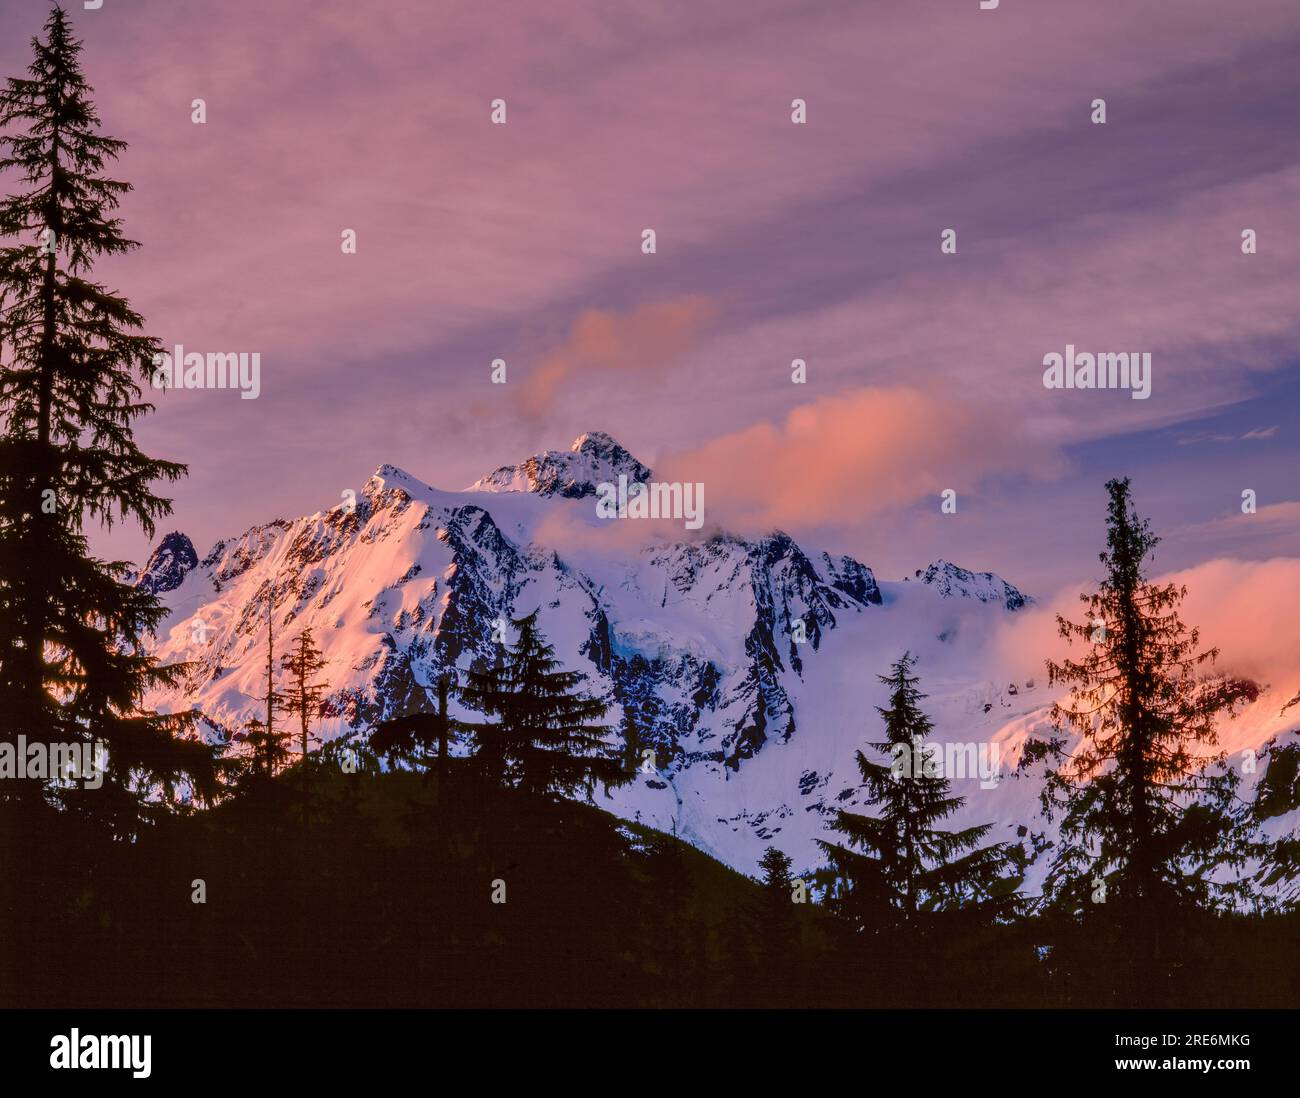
xmin=1178 ymin=425 xmax=1279 ymax=445
xmin=1176 ymin=500 xmax=1300 ymax=547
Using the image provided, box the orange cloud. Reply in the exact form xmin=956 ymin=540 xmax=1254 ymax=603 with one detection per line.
xmin=518 ymin=296 xmax=719 ymax=417
xmin=657 ymin=385 xmax=1061 ymax=530
xmin=996 ymin=557 xmax=1300 ymax=693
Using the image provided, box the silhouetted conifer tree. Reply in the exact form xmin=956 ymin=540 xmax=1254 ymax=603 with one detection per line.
xmin=232 ymin=599 xmax=292 ymax=784
xmin=818 ymin=653 xmax=1020 ymax=928
xmin=0 ymin=6 xmax=219 ymax=833
xmin=280 ymin=627 xmax=328 ymax=772
xmin=240 ymin=715 xmax=292 ymax=782
xmin=758 ymin=845 xmax=794 ymax=897
xmin=459 ymin=609 xmax=628 ymax=798
xmin=751 ymin=845 xmax=799 ymax=993
xmin=371 ymin=671 xmax=461 ymax=781
xmin=1023 ymin=478 xmax=1266 ymax=977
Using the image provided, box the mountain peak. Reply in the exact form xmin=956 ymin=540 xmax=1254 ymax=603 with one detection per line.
xmin=370 ymin=463 xmax=423 ymax=486
xmin=136 ymin=531 xmax=198 ymax=595
xmin=570 ymin=430 xmax=626 ymax=456
xmin=915 ymin=559 xmax=1030 ymax=611
xmin=470 ymin=431 xmax=652 ymax=499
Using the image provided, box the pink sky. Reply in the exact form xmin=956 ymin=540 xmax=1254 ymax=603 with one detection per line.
xmin=2 ymin=0 xmax=1298 ymax=597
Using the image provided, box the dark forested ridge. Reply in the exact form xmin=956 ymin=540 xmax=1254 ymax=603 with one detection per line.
xmin=3 ymin=754 xmax=1296 ymax=1009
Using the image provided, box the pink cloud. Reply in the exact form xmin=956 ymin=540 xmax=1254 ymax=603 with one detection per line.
xmin=517 ymin=296 xmax=718 ymax=417
xmin=658 ymin=385 xmax=1063 ymax=531
xmin=997 ymin=557 xmax=1300 ymax=696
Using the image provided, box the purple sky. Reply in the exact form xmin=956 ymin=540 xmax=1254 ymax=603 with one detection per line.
xmin=3 ymin=0 xmax=1299 ymax=596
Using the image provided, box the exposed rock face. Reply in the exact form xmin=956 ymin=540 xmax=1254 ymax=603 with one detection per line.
xmin=136 ymin=532 xmax=198 ymax=595
xmin=917 ymin=559 xmax=1030 ymax=611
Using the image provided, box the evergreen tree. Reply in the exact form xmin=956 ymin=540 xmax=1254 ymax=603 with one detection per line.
xmin=459 ymin=610 xmax=628 ymax=798
xmin=240 ymin=715 xmax=293 ymax=782
xmin=371 ymin=671 xmax=460 ymax=779
xmin=818 ymin=653 xmax=1019 ymax=928
xmin=246 ymin=600 xmax=292 ymax=780
xmin=753 ymin=845 xmax=799 ymax=970
xmin=0 ymin=6 xmax=218 ymax=831
xmin=758 ymin=845 xmax=794 ymax=901
xmin=729 ymin=847 xmax=810 ymax=1005
xmin=432 ymin=672 xmax=451 ymax=773
xmin=280 ymin=626 xmax=328 ymax=773
xmin=1023 ymin=479 xmax=1265 ymax=952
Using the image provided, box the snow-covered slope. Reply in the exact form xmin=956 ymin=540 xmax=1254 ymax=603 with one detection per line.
xmin=139 ymin=433 xmax=1300 ymax=885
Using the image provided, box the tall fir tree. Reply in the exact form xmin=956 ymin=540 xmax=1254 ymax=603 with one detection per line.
xmin=244 ymin=599 xmax=292 ymax=781
xmin=818 ymin=652 xmax=1020 ymax=928
xmin=459 ymin=609 xmax=628 ymax=798
xmin=280 ymin=626 xmax=328 ymax=773
xmin=0 ymin=6 xmax=219 ymax=832
xmin=751 ymin=845 xmax=799 ymax=988
xmin=1023 ymin=478 xmax=1265 ymax=957
xmin=432 ymin=671 xmax=453 ymax=775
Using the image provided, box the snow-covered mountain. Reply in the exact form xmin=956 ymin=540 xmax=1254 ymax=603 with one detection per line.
xmin=139 ymin=432 xmax=1300 ymax=884
xmin=469 ymin=430 xmax=651 ymax=497
xmin=911 ymin=559 xmax=1031 ymax=611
